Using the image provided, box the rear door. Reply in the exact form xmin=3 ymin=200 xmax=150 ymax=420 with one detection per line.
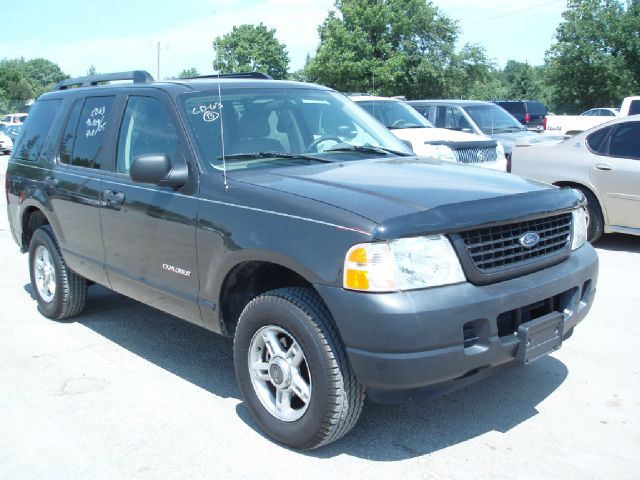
xmin=48 ymin=95 xmax=117 ymax=284
xmin=99 ymin=90 xmax=202 ymax=323
xmin=589 ymin=121 xmax=640 ymax=229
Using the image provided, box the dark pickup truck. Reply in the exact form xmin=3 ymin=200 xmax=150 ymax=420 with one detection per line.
xmin=5 ymin=71 xmax=598 ymax=450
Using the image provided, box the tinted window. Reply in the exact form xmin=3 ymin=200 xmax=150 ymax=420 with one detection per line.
xmin=527 ymin=101 xmax=547 ymax=115
xmin=69 ymin=96 xmax=115 ymax=169
xmin=434 ymin=106 xmax=471 ymax=130
xmin=497 ymin=102 xmax=525 ymax=115
xmin=13 ymin=99 xmax=62 ymax=162
xmin=628 ymin=100 xmax=640 ymax=116
xmin=586 ymin=126 xmax=613 ymax=154
xmin=59 ymin=100 xmax=83 ymax=165
xmin=116 ymin=96 xmax=179 ymax=174
xmin=411 ymin=105 xmax=432 ymax=120
xmin=609 ymin=123 xmax=640 ymax=159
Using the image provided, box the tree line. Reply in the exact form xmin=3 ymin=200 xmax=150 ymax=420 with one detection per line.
xmin=2 ymin=0 xmax=638 ymax=115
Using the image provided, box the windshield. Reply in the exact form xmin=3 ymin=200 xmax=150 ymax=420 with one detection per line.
xmin=355 ymin=100 xmax=433 ymax=129
xmin=463 ymin=104 xmax=525 ymax=134
xmin=180 ymin=88 xmax=412 ymax=170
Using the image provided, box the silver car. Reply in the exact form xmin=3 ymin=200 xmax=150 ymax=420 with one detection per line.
xmin=511 ymin=115 xmax=640 ymax=242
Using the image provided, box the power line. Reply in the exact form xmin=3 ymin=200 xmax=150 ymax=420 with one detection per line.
xmin=462 ymin=0 xmax=565 ymax=27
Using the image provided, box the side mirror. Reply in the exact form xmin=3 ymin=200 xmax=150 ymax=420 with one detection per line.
xmin=400 ymin=139 xmax=415 ymax=153
xmin=130 ymin=153 xmax=188 ymax=189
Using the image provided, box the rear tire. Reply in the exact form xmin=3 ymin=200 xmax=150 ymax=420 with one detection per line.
xmin=234 ymin=287 xmax=365 ymax=449
xmin=28 ymin=225 xmax=87 ymax=319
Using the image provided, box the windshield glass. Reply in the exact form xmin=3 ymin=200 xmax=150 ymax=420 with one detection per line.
xmin=355 ymin=100 xmax=433 ymax=129
xmin=463 ymin=104 xmax=525 ymax=134
xmin=180 ymin=88 xmax=412 ymax=170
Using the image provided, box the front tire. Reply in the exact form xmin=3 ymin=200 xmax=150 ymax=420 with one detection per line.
xmin=577 ymin=187 xmax=604 ymax=243
xmin=28 ymin=225 xmax=87 ymax=319
xmin=234 ymin=287 xmax=365 ymax=449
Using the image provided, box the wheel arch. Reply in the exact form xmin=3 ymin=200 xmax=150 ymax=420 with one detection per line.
xmin=553 ymin=181 xmax=608 ymax=225
xmin=218 ymin=259 xmax=330 ymax=337
xmin=20 ymin=205 xmax=50 ymax=251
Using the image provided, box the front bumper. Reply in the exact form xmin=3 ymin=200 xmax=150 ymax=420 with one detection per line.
xmin=316 ymin=244 xmax=598 ymax=402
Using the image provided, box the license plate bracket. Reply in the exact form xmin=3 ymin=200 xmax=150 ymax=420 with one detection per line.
xmin=516 ymin=312 xmax=564 ymax=364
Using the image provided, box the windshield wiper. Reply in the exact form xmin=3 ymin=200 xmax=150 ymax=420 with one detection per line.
xmin=218 ymin=152 xmax=332 ymax=163
xmin=325 ymin=144 xmax=412 ymax=157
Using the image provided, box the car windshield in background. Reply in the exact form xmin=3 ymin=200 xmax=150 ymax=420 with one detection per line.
xmin=355 ymin=100 xmax=433 ymax=129
xmin=181 ymin=88 xmax=412 ymax=170
xmin=463 ymin=104 xmax=525 ymax=134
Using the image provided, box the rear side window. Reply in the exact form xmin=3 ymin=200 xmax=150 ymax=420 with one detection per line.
xmin=497 ymin=102 xmax=525 ymax=115
xmin=527 ymin=101 xmax=547 ymax=115
xmin=629 ymin=100 xmax=640 ymax=116
xmin=608 ymin=123 xmax=640 ymax=160
xmin=60 ymin=96 xmax=115 ymax=169
xmin=586 ymin=126 xmax=613 ymax=154
xmin=13 ymin=99 xmax=62 ymax=162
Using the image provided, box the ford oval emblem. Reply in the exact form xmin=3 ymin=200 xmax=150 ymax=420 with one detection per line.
xmin=519 ymin=232 xmax=540 ymax=248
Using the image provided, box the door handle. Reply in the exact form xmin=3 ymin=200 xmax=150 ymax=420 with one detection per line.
xmin=594 ymin=163 xmax=613 ymax=171
xmin=103 ymin=189 xmax=125 ymax=205
xmin=44 ymin=176 xmax=59 ymax=188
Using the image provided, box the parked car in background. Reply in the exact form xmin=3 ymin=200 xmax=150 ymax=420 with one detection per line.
xmin=512 ymin=115 xmax=640 ymax=242
xmin=1 ymin=112 xmax=28 ymax=124
xmin=545 ymin=96 xmax=640 ymax=137
xmin=4 ymin=124 xmax=22 ymax=143
xmin=408 ymin=99 xmax=558 ymax=167
xmin=351 ymin=95 xmax=506 ymax=170
xmin=620 ymin=96 xmax=640 ymax=116
xmin=493 ymin=100 xmax=547 ymax=130
xmin=581 ymin=108 xmax=620 ymax=117
xmin=0 ymin=131 xmax=13 ymax=154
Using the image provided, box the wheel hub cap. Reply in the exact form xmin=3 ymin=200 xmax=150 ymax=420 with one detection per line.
xmin=268 ymin=357 xmax=292 ymax=389
xmin=248 ymin=325 xmax=312 ymax=422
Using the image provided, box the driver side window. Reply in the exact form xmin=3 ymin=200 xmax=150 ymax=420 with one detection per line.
xmin=116 ymin=96 xmax=179 ymax=174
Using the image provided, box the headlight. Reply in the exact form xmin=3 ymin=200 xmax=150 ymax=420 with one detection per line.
xmin=421 ymin=143 xmax=456 ymax=162
xmin=571 ymin=208 xmax=588 ymax=250
xmin=343 ymin=235 xmax=466 ymax=292
xmin=496 ymin=141 xmax=505 ymax=159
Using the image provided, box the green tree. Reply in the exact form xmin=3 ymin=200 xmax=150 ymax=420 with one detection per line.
xmin=212 ymin=23 xmax=290 ymax=79
xmin=177 ymin=67 xmax=200 ymax=78
xmin=305 ymin=0 xmax=459 ymax=98
xmin=445 ymin=43 xmax=496 ymax=99
xmin=545 ymin=0 xmax=639 ymax=113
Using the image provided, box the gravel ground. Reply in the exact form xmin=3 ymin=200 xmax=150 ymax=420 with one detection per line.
xmin=1 ymin=154 xmax=639 ymax=479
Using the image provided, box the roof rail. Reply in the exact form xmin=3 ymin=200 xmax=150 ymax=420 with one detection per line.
xmin=181 ymin=72 xmax=273 ymax=80
xmin=344 ymin=92 xmax=372 ymax=97
xmin=54 ymin=70 xmax=155 ymax=90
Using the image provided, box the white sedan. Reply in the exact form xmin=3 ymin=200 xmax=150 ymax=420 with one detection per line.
xmin=512 ymin=115 xmax=640 ymax=242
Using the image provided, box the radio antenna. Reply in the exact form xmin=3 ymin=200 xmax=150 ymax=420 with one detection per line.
xmin=214 ymin=10 xmax=228 ymax=189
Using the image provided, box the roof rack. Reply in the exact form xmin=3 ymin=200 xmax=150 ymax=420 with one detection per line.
xmin=181 ymin=72 xmax=273 ymax=80
xmin=54 ymin=70 xmax=155 ymax=90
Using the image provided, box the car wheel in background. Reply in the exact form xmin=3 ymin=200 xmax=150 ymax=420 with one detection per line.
xmin=577 ymin=188 xmax=604 ymax=243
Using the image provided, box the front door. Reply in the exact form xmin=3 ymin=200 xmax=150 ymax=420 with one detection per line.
xmin=100 ymin=91 xmax=201 ymax=324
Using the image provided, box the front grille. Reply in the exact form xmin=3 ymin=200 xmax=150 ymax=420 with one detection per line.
xmin=453 ymin=147 xmax=498 ymax=164
xmin=459 ymin=213 xmax=572 ymax=273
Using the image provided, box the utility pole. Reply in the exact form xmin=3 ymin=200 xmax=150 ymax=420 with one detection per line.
xmin=153 ymin=41 xmax=170 ymax=80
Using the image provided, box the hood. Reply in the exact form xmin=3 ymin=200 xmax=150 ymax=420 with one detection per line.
xmin=230 ymin=157 xmax=557 ymax=227
xmin=490 ymin=130 xmax=564 ymax=154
